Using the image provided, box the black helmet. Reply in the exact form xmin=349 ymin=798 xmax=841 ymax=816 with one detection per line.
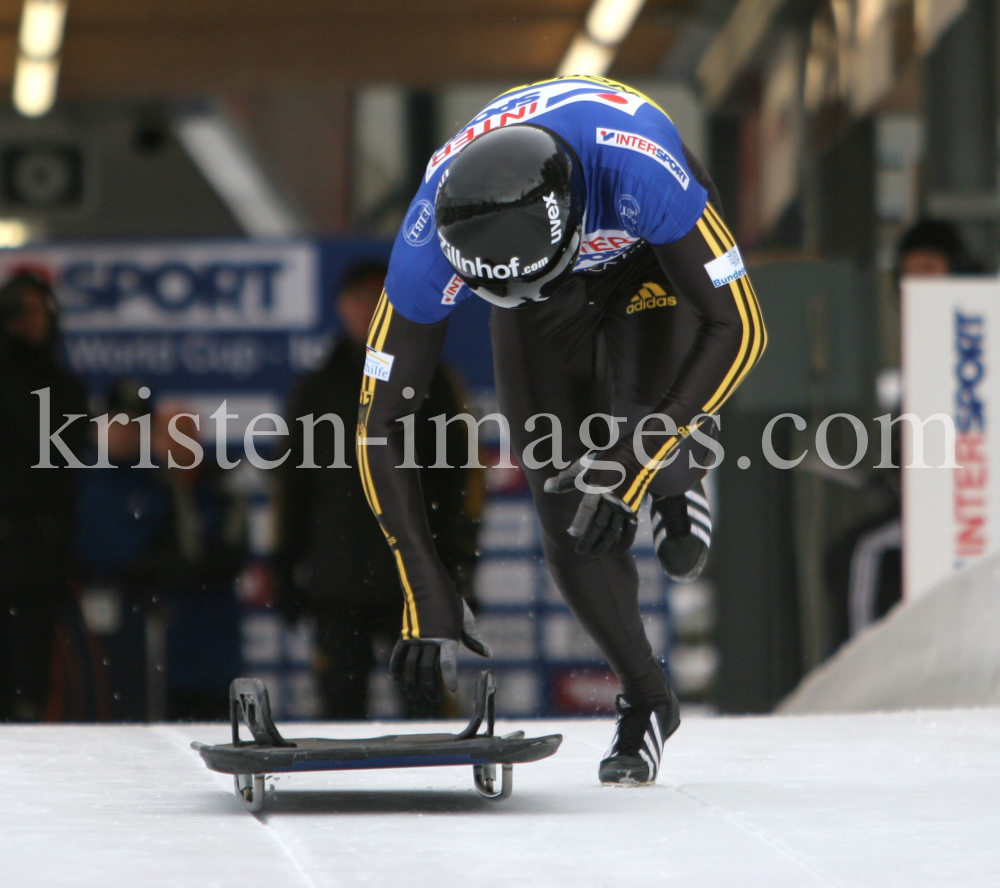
xmin=435 ymin=125 xmax=586 ymax=308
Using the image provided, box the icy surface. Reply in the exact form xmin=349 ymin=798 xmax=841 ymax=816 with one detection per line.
xmin=4 ymin=709 xmax=1000 ymax=887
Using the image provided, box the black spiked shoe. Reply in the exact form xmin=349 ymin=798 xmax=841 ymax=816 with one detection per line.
xmin=650 ymin=481 xmax=712 ymax=583
xmin=598 ymin=691 xmax=680 ymax=786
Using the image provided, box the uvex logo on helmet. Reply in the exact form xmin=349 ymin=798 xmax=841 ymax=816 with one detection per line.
xmin=440 ymin=236 xmax=525 ymax=280
xmin=544 ymin=192 xmax=562 ymax=245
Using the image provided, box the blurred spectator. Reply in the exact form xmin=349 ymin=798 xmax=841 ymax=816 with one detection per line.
xmin=74 ymin=386 xmax=248 ymax=721
xmin=74 ymin=381 xmax=173 ymax=720
xmin=0 ymin=270 xmax=88 ymax=721
xmin=153 ymin=403 xmax=247 ymax=721
xmin=276 ymin=262 xmax=483 ymax=719
xmin=896 ymin=218 xmax=980 ymax=279
xmin=828 ymin=219 xmax=976 ymax=648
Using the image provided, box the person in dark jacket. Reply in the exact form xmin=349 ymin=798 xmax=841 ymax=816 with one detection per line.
xmin=73 ymin=380 xmax=174 ymax=721
xmin=0 ymin=270 xmax=88 ymax=721
xmin=276 ymin=262 xmax=482 ymax=719
xmin=153 ymin=403 xmax=247 ymax=721
xmin=73 ymin=384 xmax=248 ymax=721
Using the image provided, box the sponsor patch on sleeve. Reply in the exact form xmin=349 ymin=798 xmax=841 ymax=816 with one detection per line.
xmin=364 ymin=346 xmax=395 ymax=381
xmin=441 ymin=273 xmax=463 ymax=305
xmin=704 ymin=246 xmax=746 ymax=288
xmin=596 ymin=128 xmax=690 ymax=190
xmin=402 ymin=200 xmax=435 ymax=246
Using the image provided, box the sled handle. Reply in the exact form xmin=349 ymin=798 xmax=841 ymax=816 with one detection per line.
xmin=229 ymin=678 xmax=296 ymax=748
xmin=454 ymin=670 xmax=496 ymax=741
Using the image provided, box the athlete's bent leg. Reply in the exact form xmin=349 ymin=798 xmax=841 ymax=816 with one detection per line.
xmin=491 ymin=297 xmax=672 ymax=708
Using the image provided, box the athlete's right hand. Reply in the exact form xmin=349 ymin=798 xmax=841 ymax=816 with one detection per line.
xmin=389 ymin=599 xmax=492 ymax=700
xmin=544 ymin=456 xmax=639 ymax=557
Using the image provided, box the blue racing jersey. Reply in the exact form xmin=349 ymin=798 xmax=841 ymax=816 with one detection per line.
xmin=384 ymin=76 xmax=709 ymax=324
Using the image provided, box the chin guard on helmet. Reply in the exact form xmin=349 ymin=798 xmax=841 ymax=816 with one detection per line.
xmin=435 ymin=124 xmax=586 ymax=309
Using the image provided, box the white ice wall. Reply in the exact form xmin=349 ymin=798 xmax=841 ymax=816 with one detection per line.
xmin=781 ymin=552 xmax=1000 ymax=713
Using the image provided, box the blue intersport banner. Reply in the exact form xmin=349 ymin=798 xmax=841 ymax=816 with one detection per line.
xmin=3 ymin=239 xmax=382 ymax=404
xmin=1 ymin=238 xmax=496 ymax=407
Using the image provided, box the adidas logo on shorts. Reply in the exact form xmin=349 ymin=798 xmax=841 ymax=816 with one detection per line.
xmin=626 ymin=282 xmax=676 ymax=314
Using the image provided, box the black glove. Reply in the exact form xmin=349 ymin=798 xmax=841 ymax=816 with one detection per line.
xmin=390 ymin=599 xmax=492 ymax=700
xmin=544 ymin=457 xmax=638 ymax=558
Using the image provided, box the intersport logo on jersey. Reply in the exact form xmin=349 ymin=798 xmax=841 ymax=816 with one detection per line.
xmin=596 ymin=129 xmax=690 ymax=190
xmin=441 ymin=274 xmax=464 ymax=305
xmin=425 ymin=81 xmax=646 ymax=181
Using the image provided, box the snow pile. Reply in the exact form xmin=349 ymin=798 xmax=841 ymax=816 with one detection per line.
xmin=781 ymin=553 xmax=1000 ymax=713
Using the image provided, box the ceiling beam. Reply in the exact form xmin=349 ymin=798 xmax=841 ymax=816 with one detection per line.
xmin=697 ymin=0 xmax=785 ymax=108
xmin=0 ymin=1 xmax=684 ymax=99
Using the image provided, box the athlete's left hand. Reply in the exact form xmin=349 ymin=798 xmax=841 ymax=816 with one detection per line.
xmin=544 ymin=460 xmax=638 ymax=557
xmin=389 ymin=599 xmax=491 ymax=700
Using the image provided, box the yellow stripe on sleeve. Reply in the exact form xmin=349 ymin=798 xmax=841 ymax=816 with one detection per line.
xmin=355 ymin=292 xmax=421 ymax=638
xmin=700 ymin=205 xmax=766 ymax=412
xmin=623 ymin=205 xmax=766 ymax=509
xmin=356 ymin=293 xmax=397 ymax=514
xmin=367 ymin=290 xmax=389 ymax=343
xmin=394 ymin=550 xmax=421 ymax=638
xmin=696 ymin=216 xmax=752 ymax=413
xmin=375 ymin=302 xmax=394 ymax=350
xmin=357 ymin=424 xmax=381 ymax=514
xmin=622 ymin=435 xmax=681 ymax=509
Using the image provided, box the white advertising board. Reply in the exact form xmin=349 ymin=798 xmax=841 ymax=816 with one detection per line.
xmin=902 ymin=279 xmax=998 ymax=600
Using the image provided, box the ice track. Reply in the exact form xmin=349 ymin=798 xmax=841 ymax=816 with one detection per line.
xmin=4 ymin=708 xmax=1000 ymax=887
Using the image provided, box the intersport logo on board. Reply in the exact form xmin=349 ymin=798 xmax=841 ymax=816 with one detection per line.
xmin=596 ymin=128 xmax=690 ymax=190
xmin=0 ymin=242 xmax=318 ymax=331
xmin=954 ymin=310 xmax=987 ymax=562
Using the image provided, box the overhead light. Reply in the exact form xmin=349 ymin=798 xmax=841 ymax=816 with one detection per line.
xmin=12 ymin=56 xmax=60 ymax=118
xmin=586 ymin=0 xmax=646 ymax=46
xmin=0 ymin=218 xmax=32 ymax=248
xmin=557 ymin=33 xmax=616 ymax=77
xmin=19 ymin=0 xmax=67 ymax=60
xmin=174 ymin=114 xmax=301 ymax=238
xmin=557 ymin=0 xmax=643 ymax=78
xmin=12 ymin=0 xmax=66 ymax=117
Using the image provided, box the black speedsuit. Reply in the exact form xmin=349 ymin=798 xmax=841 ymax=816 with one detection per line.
xmin=358 ymin=158 xmax=766 ymax=707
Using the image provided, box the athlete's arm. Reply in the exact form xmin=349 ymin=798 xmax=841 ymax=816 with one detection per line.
xmin=357 ymin=292 xmax=490 ymax=696
xmin=550 ymin=203 xmax=766 ymax=549
xmin=616 ymin=205 xmax=766 ymax=510
xmin=357 ymin=292 xmax=461 ymax=640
